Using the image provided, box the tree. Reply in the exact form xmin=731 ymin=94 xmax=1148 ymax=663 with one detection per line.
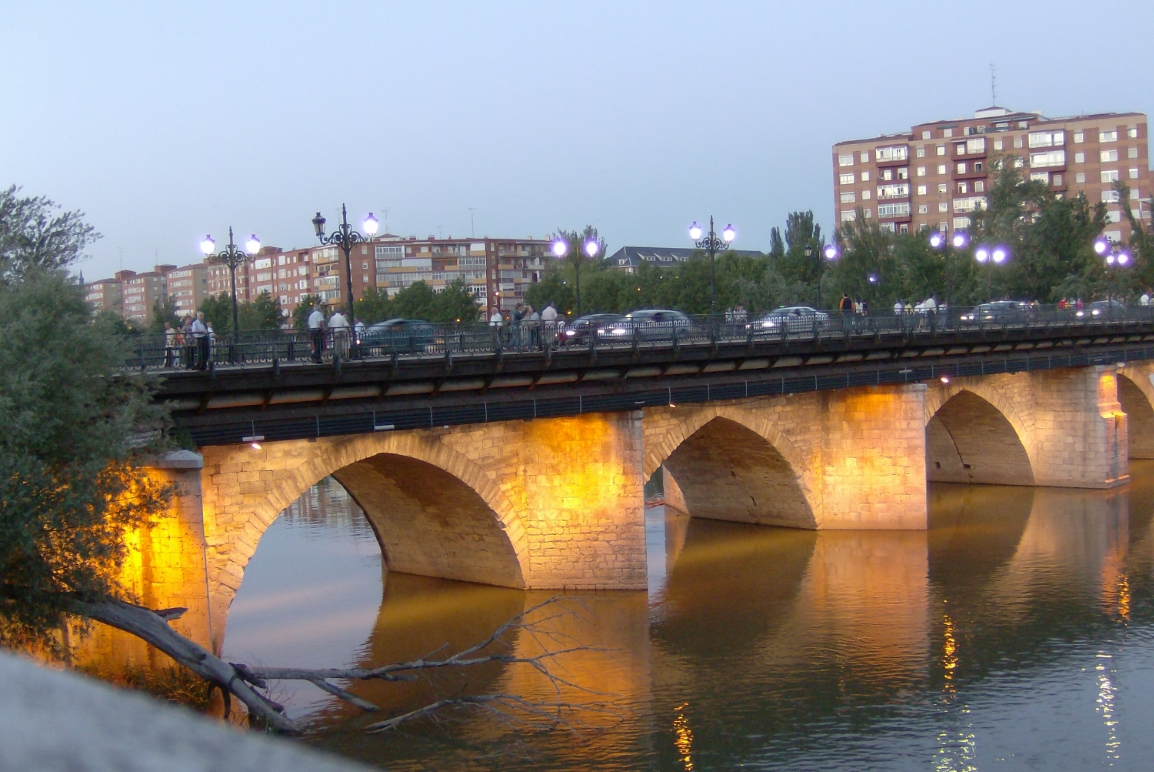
xmin=554 ymin=226 xmax=608 ymax=316
xmin=0 ymin=269 xmax=170 ymax=651
xmin=392 ymin=281 xmax=437 ymax=319
xmin=147 ymin=296 xmax=180 ymax=333
xmin=432 ymin=279 xmax=481 ymax=323
xmin=354 ymin=287 xmax=394 ymax=325
xmin=0 ymin=185 xmax=99 ymax=283
xmin=830 ymin=211 xmax=900 ymax=307
xmin=197 ymin=293 xmax=233 ymax=333
xmin=292 ymin=293 xmax=323 ymax=332
xmin=237 ymin=291 xmax=282 ymax=331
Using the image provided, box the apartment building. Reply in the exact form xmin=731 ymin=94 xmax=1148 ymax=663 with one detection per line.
xmin=83 ymin=277 xmax=123 ymax=315
xmin=119 ymin=267 xmax=173 ymax=326
xmin=833 ymin=107 xmax=1151 ymax=243
xmin=165 ymin=263 xmax=207 ymax=320
xmin=371 ymin=235 xmax=549 ymax=314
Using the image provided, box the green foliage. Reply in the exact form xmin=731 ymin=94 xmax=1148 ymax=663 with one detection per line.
xmin=0 ymin=185 xmax=99 ymax=283
xmin=0 ymin=269 xmax=170 ymax=652
xmin=354 ymin=287 xmax=393 ymax=324
xmin=80 ymin=663 xmax=215 ymax=712
xmin=349 ymin=281 xmax=480 ymax=324
xmin=147 ymin=296 xmax=180 ymax=333
xmin=198 ymin=291 xmax=282 ymax=334
xmin=197 ymin=293 xmax=233 ymax=333
xmin=770 ymin=211 xmax=829 ymax=306
xmin=292 ymin=293 xmax=323 ymax=331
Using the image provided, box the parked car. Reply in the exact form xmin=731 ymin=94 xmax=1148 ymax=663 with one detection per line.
xmin=959 ymin=301 xmax=1030 ymax=323
xmin=557 ymin=313 xmax=624 ymax=345
xmin=600 ymin=309 xmax=694 ymax=341
xmin=746 ymin=306 xmax=830 ymax=336
xmin=359 ymin=318 xmax=435 ymax=355
xmin=1076 ymin=299 xmax=1126 ymax=318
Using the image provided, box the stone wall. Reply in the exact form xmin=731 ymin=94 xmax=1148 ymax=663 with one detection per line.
xmin=1117 ymin=363 xmax=1154 ymax=458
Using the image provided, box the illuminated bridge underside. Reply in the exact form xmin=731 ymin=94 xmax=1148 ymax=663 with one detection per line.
xmin=927 ymin=392 xmax=1035 ymax=486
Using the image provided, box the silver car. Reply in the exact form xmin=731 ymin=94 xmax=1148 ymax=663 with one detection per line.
xmin=746 ymin=306 xmax=829 ymax=336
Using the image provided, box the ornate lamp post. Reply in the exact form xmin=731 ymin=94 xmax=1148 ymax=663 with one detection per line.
xmin=311 ymin=204 xmax=379 ymax=311
xmin=804 ymin=243 xmax=839 ymax=308
xmin=689 ymin=216 xmax=735 ymax=316
xmin=974 ymin=243 xmax=1009 ymax=300
xmin=930 ymin=230 xmax=967 ymax=308
xmin=1095 ymin=237 xmax=1131 ymax=307
xmin=551 ymin=237 xmax=600 ymax=318
xmin=200 ymin=227 xmax=260 ymax=351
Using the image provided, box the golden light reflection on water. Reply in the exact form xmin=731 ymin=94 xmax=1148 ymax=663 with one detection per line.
xmin=941 ymin=613 xmax=958 ymax=690
xmin=672 ymin=702 xmax=694 ymax=771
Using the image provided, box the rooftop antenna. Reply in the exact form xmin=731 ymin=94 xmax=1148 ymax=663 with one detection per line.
xmin=469 ymin=207 xmax=476 ymax=237
xmin=382 ymin=207 xmax=389 ymax=234
xmin=990 ymin=63 xmax=997 ymax=106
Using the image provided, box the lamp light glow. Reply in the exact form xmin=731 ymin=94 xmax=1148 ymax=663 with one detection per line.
xmin=585 ymin=240 xmax=599 ymax=257
xmin=200 ymin=236 xmax=215 ymax=255
xmin=975 ymin=247 xmax=990 ymax=263
xmin=1095 ymin=239 xmax=1109 ymax=255
xmin=824 ymin=244 xmax=838 ymax=260
xmin=689 ymin=222 xmax=702 ymax=241
xmin=363 ymin=213 xmax=379 ymax=236
xmin=722 ymin=224 xmax=736 ymax=243
xmin=929 ymin=232 xmax=943 ymax=248
xmin=992 ymin=247 xmax=1007 ymax=264
xmin=245 ymin=235 xmax=261 ymax=254
xmin=552 ymin=240 xmax=568 ymax=257
xmin=952 ymin=232 xmax=967 ymax=248
xmin=1118 ymin=251 xmax=1131 ymax=266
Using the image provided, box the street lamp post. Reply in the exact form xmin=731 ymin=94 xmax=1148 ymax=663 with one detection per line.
xmin=689 ymin=216 xmax=735 ymax=316
xmin=805 ymin=243 xmax=839 ymax=308
xmin=973 ymin=243 xmax=1009 ymax=300
xmin=930 ymin=230 xmax=968 ymax=309
xmin=200 ymin=227 xmax=261 ymax=357
xmin=1095 ymin=238 xmax=1131 ymax=307
xmin=311 ymin=204 xmax=379 ymax=311
xmin=551 ymin=237 xmax=600 ymax=318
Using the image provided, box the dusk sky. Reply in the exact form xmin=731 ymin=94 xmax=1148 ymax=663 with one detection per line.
xmin=3 ymin=1 xmax=1151 ymax=281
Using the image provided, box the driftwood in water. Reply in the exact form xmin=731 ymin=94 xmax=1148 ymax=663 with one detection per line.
xmin=71 ymin=598 xmax=303 ymax=734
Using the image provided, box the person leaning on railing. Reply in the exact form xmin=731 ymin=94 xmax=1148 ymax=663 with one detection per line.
xmin=307 ymin=303 xmax=325 ymax=363
xmin=189 ymin=311 xmax=209 ymax=371
xmin=328 ymin=306 xmax=351 ymax=359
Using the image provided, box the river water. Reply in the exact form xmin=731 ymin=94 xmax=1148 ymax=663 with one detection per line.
xmin=221 ymin=465 xmax=1154 ymax=771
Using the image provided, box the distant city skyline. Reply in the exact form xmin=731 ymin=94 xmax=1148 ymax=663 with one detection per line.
xmin=3 ymin=1 xmax=1151 ymax=280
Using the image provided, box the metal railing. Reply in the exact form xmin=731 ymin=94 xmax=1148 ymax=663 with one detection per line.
xmin=125 ymin=303 xmax=1154 ymax=371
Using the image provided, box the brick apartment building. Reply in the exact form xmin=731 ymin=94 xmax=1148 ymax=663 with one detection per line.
xmin=832 ymin=107 xmax=1151 ymax=244
xmin=83 ymin=277 xmax=123 ymax=315
xmin=120 ymin=267 xmax=174 ymax=326
xmin=165 ymin=263 xmax=207 ymax=319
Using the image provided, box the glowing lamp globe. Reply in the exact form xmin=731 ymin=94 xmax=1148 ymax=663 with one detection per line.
xmin=200 ymin=236 xmax=215 ymax=255
xmin=689 ymin=222 xmax=702 ymax=241
xmin=245 ymin=235 xmax=261 ymax=254
xmin=363 ymin=213 xmax=379 ymax=236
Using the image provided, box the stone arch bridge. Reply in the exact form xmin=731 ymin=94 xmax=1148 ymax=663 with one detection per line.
xmin=109 ymin=360 xmax=1154 ymax=657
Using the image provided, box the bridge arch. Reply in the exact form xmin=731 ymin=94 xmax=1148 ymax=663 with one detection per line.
xmin=643 ymin=405 xmax=818 ymax=528
xmin=1117 ymin=367 xmax=1154 ymax=458
xmin=924 ymin=381 xmax=1036 ymax=486
xmin=201 ymin=433 xmax=530 ymax=648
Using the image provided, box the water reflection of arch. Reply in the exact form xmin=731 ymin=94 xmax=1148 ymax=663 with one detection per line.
xmin=644 ymin=408 xmax=817 ymax=529
xmin=927 ymin=483 xmax=1035 ymax=590
xmin=924 ymin=382 xmax=1036 ymax=486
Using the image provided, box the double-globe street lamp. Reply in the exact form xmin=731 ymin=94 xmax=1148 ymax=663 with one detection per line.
xmin=311 ymin=204 xmax=379 ymax=312
xmin=1095 ymin=237 xmax=1132 ymax=306
xmin=551 ymin=237 xmax=600 ymax=318
xmin=200 ymin=227 xmax=261 ymax=357
xmin=688 ymin=217 xmax=735 ymax=316
xmin=929 ymin=230 xmax=969 ymax=308
xmin=974 ymin=243 xmax=1009 ymax=300
xmin=804 ymin=243 xmax=839 ymax=308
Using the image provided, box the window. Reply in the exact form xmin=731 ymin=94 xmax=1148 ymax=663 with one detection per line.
xmin=880 ymin=222 xmax=896 ymax=233
xmin=957 ymin=182 xmax=968 ymax=194
xmin=840 ymin=210 xmax=857 ymax=222
xmin=937 ymin=164 xmax=946 ymax=174
xmin=899 ymin=224 xmax=909 ymax=234
xmin=966 ymin=137 xmax=986 ymax=154
xmin=955 ymin=142 xmax=967 ymax=156
xmin=1030 ymin=150 xmax=1065 ymax=167
xmin=994 ymin=139 xmax=1003 ymax=151
xmin=1074 ymin=152 xmax=1085 ymax=163
xmin=877 ymin=202 xmax=910 ymax=218
xmin=916 ymin=166 xmax=926 ymax=177
xmin=838 ymin=154 xmax=854 ymax=166
xmin=1074 ymin=130 xmax=1084 ymax=143
xmin=863 ymin=209 xmax=872 ymax=218
xmin=943 ymin=128 xmax=953 ymax=138
xmin=953 ymin=196 xmax=986 ymax=213
xmin=976 ymin=180 xmax=986 ymax=192
xmin=1104 ymin=229 xmax=1122 ymax=242
xmin=1102 ymin=190 xmax=1120 ymax=203
xmin=1102 ymin=170 xmax=1120 ymax=183
xmin=957 ymin=162 xmax=967 ymax=174
xmin=917 ymin=146 xmax=926 ymax=157
xmin=882 ymin=168 xmax=894 ymax=180
xmin=1100 ymin=130 xmax=1117 ymax=142
xmin=897 ymin=167 xmax=908 ymax=180
xmin=1131 ymin=168 xmax=1141 ymax=179
xmin=937 ymin=145 xmax=946 ymax=156
xmin=840 ymin=191 xmax=856 ymax=203
xmin=1129 ymin=127 xmax=1139 ymax=138
xmin=918 ymin=204 xmax=928 ymax=214
xmin=1128 ymin=147 xmax=1139 ymax=159
xmin=974 ymin=162 xmax=983 ymax=172
xmin=1030 ymin=172 xmax=1050 ymax=183
xmin=922 ymin=130 xmax=931 ymax=139
xmin=859 ymin=170 xmax=871 ymax=181
xmin=917 ymin=184 xmax=927 ymax=195
xmin=1101 ymin=149 xmax=1119 ymax=162
xmin=861 ymin=152 xmax=870 ymax=163
xmin=876 ymin=146 xmax=909 ymax=161
xmin=361 ymin=261 xmax=368 ymax=269
xmin=878 ymin=183 xmax=909 ymax=198
xmin=1105 ymin=211 xmax=1122 ymax=223
xmin=1028 ymin=130 xmax=1064 ymax=148
xmin=1014 ymin=137 xmax=1023 ymax=148
xmin=862 ymin=190 xmax=872 ymax=199
xmin=953 ymin=216 xmax=971 ymax=229
xmin=938 ymin=183 xmax=947 ymax=193
xmin=839 ymin=172 xmax=855 ymax=184
xmin=940 ymin=222 xmax=948 ymax=232
xmin=938 ymin=202 xmax=948 ymax=212
xmin=1133 ymin=188 xmax=1142 ymax=200
xmin=1051 ymin=175 xmax=1060 ymax=187
xmin=1075 ymin=172 xmax=1086 ymax=183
